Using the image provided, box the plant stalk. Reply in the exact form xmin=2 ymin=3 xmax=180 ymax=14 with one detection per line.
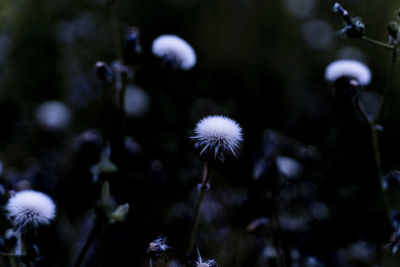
xmin=74 ymin=221 xmax=102 ymax=267
xmin=376 ymin=48 xmax=398 ymax=123
xmin=361 ymin=36 xmax=395 ymax=50
xmin=355 ymin=99 xmax=392 ymax=228
xmin=187 ymin=161 xmax=209 ymax=255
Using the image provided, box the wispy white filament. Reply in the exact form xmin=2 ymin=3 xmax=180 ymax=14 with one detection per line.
xmin=195 ymin=249 xmax=217 ymax=267
xmin=192 ymin=115 xmax=243 ymax=160
xmin=6 ymin=190 xmax=56 ymax=231
xmin=325 ymin=59 xmax=371 ymax=85
xmin=152 ymin=35 xmax=196 ymax=70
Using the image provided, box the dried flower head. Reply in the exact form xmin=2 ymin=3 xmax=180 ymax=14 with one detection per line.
xmin=6 ymin=190 xmax=56 ymax=231
xmin=325 ymin=59 xmax=371 ymax=86
xmin=147 ymin=236 xmax=169 ymax=264
xmin=152 ymin=35 xmax=196 ymax=70
xmin=192 ymin=115 xmax=243 ymax=161
xmin=193 ymin=249 xmax=217 ymax=267
xmin=333 ymin=2 xmax=364 ymax=38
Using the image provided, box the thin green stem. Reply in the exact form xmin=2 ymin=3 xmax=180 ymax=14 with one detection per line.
xmin=74 ymin=221 xmax=102 ymax=267
xmin=9 ymin=257 xmax=19 ymax=267
xmin=109 ymin=2 xmax=122 ymax=61
xmin=187 ymin=161 xmax=209 ymax=255
xmin=1 ymin=252 xmax=20 ymax=267
xmin=355 ymin=99 xmax=392 ymax=228
xmin=74 ymin=174 xmax=111 ymax=267
xmin=361 ymin=36 xmax=395 ymax=50
xmin=376 ymin=49 xmax=398 ymax=123
xmin=102 ymin=179 xmax=111 ymax=216
xmin=117 ymin=72 xmax=128 ymax=141
xmin=270 ymin=184 xmax=286 ymax=267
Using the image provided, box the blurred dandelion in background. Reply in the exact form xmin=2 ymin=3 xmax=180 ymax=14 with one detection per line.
xmin=301 ymin=20 xmax=334 ymax=50
xmin=35 ymin=101 xmax=71 ymax=131
xmin=152 ymin=35 xmax=197 ymax=70
xmin=285 ymin=0 xmax=316 ymax=18
xmin=325 ymin=59 xmax=371 ymax=85
xmin=124 ymin=85 xmax=150 ymax=117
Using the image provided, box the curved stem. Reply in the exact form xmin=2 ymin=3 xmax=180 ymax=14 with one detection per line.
xmin=361 ymin=36 xmax=395 ymax=49
xmin=109 ymin=2 xmax=122 ymax=61
xmin=102 ymin=179 xmax=111 ymax=216
xmin=74 ymin=221 xmax=102 ymax=267
xmin=8 ymin=257 xmax=18 ymax=267
xmin=117 ymin=72 xmax=128 ymax=142
xmin=0 ymin=252 xmax=20 ymax=267
xmin=376 ymin=49 xmax=398 ymax=123
xmin=187 ymin=161 xmax=209 ymax=255
xmin=355 ymin=99 xmax=392 ymax=228
xmin=270 ymin=177 xmax=287 ymax=267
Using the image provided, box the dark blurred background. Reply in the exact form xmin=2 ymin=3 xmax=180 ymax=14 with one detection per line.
xmin=0 ymin=0 xmax=400 ymax=266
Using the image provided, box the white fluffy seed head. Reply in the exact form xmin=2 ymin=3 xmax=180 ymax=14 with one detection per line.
xmin=325 ymin=59 xmax=371 ymax=85
xmin=6 ymin=190 xmax=56 ymax=231
xmin=192 ymin=115 xmax=243 ymax=161
xmin=152 ymin=34 xmax=196 ymax=70
xmin=195 ymin=249 xmax=217 ymax=267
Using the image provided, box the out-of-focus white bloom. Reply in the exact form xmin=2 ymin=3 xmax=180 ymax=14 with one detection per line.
xmin=35 ymin=101 xmax=71 ymax=130
xmin=276 ymin=156 xmax=303 ymax=179
xmin=194 ymin=249 xmax=217 ymax=267
xmin=325 ymin=59 xmax=371 ymax=85
xmin=152 ymin=35 xmax=196 ymax=70
xmin=286 ymin=0 xmax=316 ymax=18
xmin=301 ymin=20 xmax=334 ymax=50
xmin=6 ymin=190 xmax=56 ymax=231
xmin=192 ymin=115 xmax=243 ymax=161
xmin=124 ymin=85 xmax=150 ymax=117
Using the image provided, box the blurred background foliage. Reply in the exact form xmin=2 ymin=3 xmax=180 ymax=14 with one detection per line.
xmin=0 ymin=0 xmax=400 ymax=266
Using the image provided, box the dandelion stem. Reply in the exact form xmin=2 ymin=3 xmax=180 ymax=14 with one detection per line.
xmin=361 ymin=36 xmax=395 ymax=50
xmin=0 ymin=252 xmax=22 ymax=257
xmin=109 ymin=1 xmax=122 ymax=61
xmin=117 ymin=71 xmax=127 ymax=143
xmin=74 ymin=221 xmax=102 ymax=267
xmin=355 ymin=99 xmax=392 ymax=228
xmin=270 ymin=186 xmax=287 ymax=267
xmin=376 ymin=48 xmax=398 ymax=123
xmin=0 ymin=252 xmax=21 ymax=267
xmin=187 ymin=161 xmax=209 ymax=255
xmin=102 ymin=179 xmax=111 ymax=215
xmin=8 ymin=257 xmax=18 ymax=267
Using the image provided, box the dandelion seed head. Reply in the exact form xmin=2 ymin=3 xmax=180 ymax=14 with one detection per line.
xmin=152 ymin=35 xmax=196 ymax=70
xmin=147 ymin=236 xmax=169 ymax=260
xmin=192 ymin=115 xmax=243 ymax=161
xmin=194 ymin=249 xmax=217 ymax=267
xmin=325 ymin=59 xmax=371 ymax=85
xmin=6 ymin=190 xmax=56 ymax=231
